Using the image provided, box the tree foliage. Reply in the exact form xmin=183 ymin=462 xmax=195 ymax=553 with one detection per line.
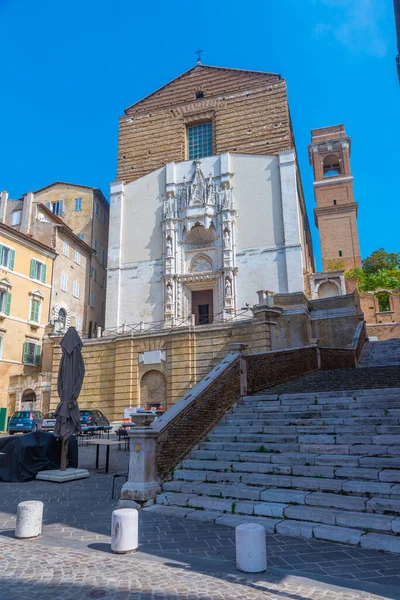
xmin=362 ymin=248 xmax=400 ymax=274
xmin=346 ymin=249 xmax=400 ymax=292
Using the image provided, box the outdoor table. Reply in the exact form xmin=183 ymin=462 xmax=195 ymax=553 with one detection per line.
xmin=87 ymin=439 xmax=125 ymax=473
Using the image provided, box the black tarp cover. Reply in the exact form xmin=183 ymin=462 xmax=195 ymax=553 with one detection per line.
xmin=0 ymin=431 xmax=78 ymax=482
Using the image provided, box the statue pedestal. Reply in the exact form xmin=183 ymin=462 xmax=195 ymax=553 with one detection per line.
xmin=120 ymin=414 xmax=160 ymax=505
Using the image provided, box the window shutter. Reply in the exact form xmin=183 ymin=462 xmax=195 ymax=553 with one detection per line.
xmin=22 ymin=342 xmax=29 ymax=363
xmin=41 ymin=264 xmax=47 ymax=283
xmin=5 ymin=292 xmax=11 ymax=316
xmin=9 ymin=249 xmax=15 ymax=270
xmin=46 ymin=202 xmax=51 ymax=209
xmin=0 ymin=244 xmax=3 ymax=264
xmin=59 ymin=200 xmax=64 ymax=215
xmin=34 ymin=344 xmax=41 ymax=365
xmin=30 ymin=259 xmax=36 ymax=278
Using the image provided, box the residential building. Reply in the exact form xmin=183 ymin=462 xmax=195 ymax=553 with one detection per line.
xmin=5 ymin=182 xmax=109 ymax=335
xmin=0 ymin=219 xmax=56 ymax=423
xmin=107 ymin=63 xmax=315 ymax=331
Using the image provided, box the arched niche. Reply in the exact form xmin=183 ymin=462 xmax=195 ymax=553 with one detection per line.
xmin=323 ymin=154 xmax=341 ymax=177
xmin=318 ymin=280 xmax=340 ymax=298
xmin=140 ymin=370 xmax=167 ymax=409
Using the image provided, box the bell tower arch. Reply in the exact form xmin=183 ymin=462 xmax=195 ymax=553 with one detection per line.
xmin=309 ymin=124 xmax=361 ymax=271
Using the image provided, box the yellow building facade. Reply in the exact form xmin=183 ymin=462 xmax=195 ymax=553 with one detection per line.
xmin=0 ymin=222 xmax=56 ymax=426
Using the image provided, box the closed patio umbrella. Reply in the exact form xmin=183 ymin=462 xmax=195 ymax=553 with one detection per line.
xmin=53 ymin=326 xmax=85 ymax=471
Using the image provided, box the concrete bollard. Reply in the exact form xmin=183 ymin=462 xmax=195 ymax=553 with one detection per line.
xmin=111 ymin=508 xmax=138 ymax=554
xmin=235 ymin=523 xmax=267 ymax=573
xmin=15 ymin=501 xmax=43 ymax=539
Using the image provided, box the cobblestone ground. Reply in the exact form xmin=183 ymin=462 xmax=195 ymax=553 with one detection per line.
xmin=0 ymin=537 xmax=384 ymax=600
xmin=0 ymin=438 xmax=399 ymax=599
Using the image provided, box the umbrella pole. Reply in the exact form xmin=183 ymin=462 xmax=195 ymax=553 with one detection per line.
xmin=60 ymin=439 xmax=68 ymax=471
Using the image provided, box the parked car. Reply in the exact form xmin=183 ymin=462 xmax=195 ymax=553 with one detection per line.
xmin=80 ymin=410 xmax=109 ymax=431
xmin=42 ymin=412 xmax=56 ymax=431
xmin=8 ymin=411 xmax=44 ymax=434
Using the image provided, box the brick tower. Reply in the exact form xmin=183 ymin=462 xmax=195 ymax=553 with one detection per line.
xmin=309 ymin=124 xmax=361 ymax=271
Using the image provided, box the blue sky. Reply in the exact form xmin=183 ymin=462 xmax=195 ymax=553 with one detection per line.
xmin=0 ymin=0 xmax=398 ymax=269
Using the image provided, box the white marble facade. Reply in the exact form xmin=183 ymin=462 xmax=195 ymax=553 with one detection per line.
xmin=106 ymin=151 xmax=307 ymax=329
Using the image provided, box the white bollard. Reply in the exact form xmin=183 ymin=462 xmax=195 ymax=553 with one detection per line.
xmin=111 ymin=508 xmax=138 ymax=554
xmin=15 ymin=501 xmax=43 ymax=539
xmin=235 ymin=523 xmax=267 ymax=573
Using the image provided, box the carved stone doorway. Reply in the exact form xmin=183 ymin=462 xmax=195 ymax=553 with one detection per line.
xmin=192 ymin=289 xmax=213 ymax=325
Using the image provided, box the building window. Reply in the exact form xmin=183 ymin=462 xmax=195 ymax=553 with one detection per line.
xmin=23 ymin=341 xmax=41 ymax=365
xmin=0 ymin=290 xmax=11 ymax=315
xmin=94 ymin=240 xmax=98 ymax=255
xmin=103 ymin=212 xmax=107 ymax=227
xmin=76 ymin=315 xmax=82 ymax=332
xmin=29 ymin=298 xmax=41 ymax=323
xmin=187 ymin=122 xmax=213 ymax=160
xmin=101 ymin=248 xmax=106 ymax=266
xmin=78 ymin=233 xmax=85 ymax=241
xmin=95 ymin=202 xmax=100 ymax=217
xmin=377 ymin=292 xmax=391 ymax=312
xmin=195 ymin=91 xmax=205 ymax=99
xmin=102 ymin=278 xmax=106 ymax=290
xmin=73 ymin=281 xmax=80 ymax=298
xmin=58 ymin=308 xmax=67 ymax=332
xmin=90 ymin=291 xmax=95 ymax=307
xmin=11 ymin=210 xmax=22 ymax=226
xmin=338 ymin=250 xmax=343 ymax=257
xmin=63 ymin=241 xmax=69 ymax=257
xmin=333 ymin=199 xmax=337 ymax=206
xmin=74 ymin=197 xmax=82 ymax=211
xmin=61 ymin=273 xmax=68 ymax=292
xmin=30 ymin=259 xmax=47 ymax=283
xmin=0 ymin=244 xmax=15 ymax=270
xmin=75 ymin=249 xmax=81 ymax=265
xmin=47 ymin=200 xmax=64 ymax=216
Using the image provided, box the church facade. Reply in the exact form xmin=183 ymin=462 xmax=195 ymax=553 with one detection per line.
xmin=106 ymin=64 xmax=314 ymax=331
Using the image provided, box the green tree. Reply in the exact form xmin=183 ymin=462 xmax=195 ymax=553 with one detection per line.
xmin=346 ymin=256 xmax=400 ymax=292
xmin=362 ymin=248 xmax=400 ymax=274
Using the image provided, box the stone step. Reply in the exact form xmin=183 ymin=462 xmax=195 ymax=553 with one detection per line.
xmin=155 ymin=491 xmax=400 ymax=550
xmin=223 ymin=416 xmax=400 ymax=427
xmin=156 ymin=381 xmax=400 ymax=553
xmin=172 ymin=469 xmax=400 ymax=497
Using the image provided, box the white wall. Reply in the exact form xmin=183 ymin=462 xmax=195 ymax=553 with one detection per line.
xmin=106 ymin=152 xmax=305 ymax=329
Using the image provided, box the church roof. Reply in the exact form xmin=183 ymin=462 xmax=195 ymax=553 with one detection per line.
xmin=124 ymin=63 xmax=282 ymax=114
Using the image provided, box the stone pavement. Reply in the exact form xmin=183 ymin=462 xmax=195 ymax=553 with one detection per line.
xmin=0 ymin=441 xmax=400 ymax=599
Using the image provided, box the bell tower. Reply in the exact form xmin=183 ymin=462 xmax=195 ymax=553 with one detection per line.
xmin=309 ymin=124 xmax=361 ymax=271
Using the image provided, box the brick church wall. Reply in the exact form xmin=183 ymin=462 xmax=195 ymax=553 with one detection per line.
xmin=117 ymin=66 xmax=293 ymax=184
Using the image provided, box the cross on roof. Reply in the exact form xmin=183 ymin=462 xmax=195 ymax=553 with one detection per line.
xmin=195 ymin=49 xmax=204 ymax=64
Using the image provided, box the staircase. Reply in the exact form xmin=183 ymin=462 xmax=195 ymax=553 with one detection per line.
xmin=147 ymin=340 xmax=400 ymax=553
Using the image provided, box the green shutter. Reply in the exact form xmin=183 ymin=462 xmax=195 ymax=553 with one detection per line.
xmin=22 ymin=342 xmax=29 ymax=363
xmin=34 ymin=344 xmax=41 ymax=366
xmin=9 ymin=249 xmax=15 ymax=270
xmin=41 ymin=263 xmax=47 ymax=283
xmin=5 ymin=292 xmax=11 ymax=316
xmin=30 ymin=259 xmax=36 ymax=278
xmin=0 ymin=244 xmax=3 ymax=266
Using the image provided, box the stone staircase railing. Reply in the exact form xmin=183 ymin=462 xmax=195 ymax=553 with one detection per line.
xmin=120 ymin=327 xmax=367 ymax=506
